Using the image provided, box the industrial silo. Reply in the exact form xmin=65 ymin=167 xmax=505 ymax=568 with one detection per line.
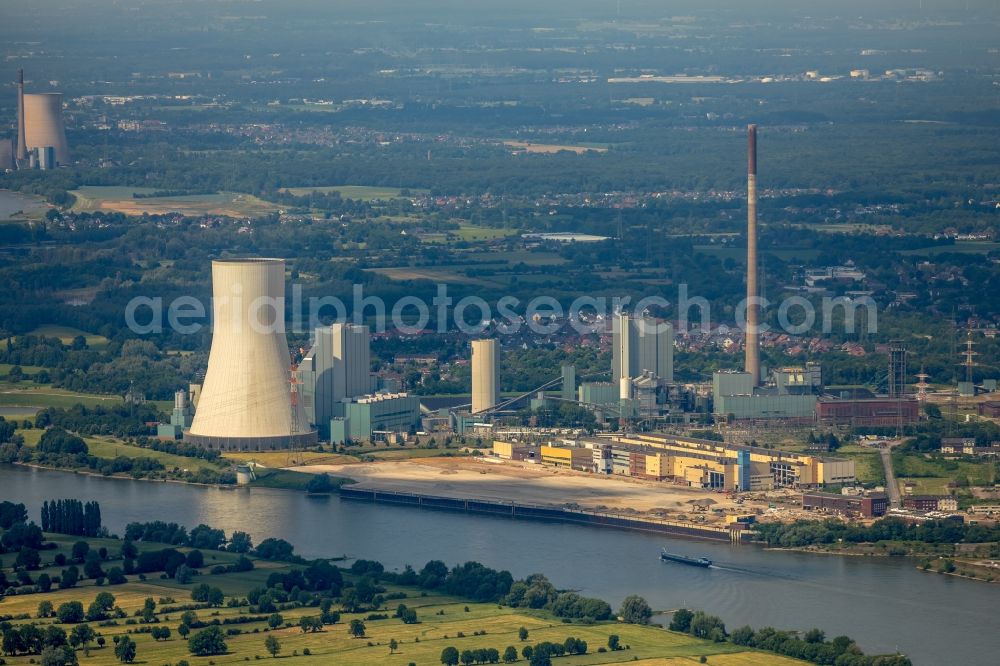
xmin=185 ymin=259 xmax=317 ymax=451
xmin=23 ymin=93 xmax=69 ymax=165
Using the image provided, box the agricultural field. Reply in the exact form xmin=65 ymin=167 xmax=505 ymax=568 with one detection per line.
xmin=0 ymin=534 xmax=799 ymax=666
xmin=26 ymin=325 xmax=109 ymax=348
xmin=0 ymin=385 xmax=122 ymax=410
xmin=503 ymin=140 xmax=609 ymax=154
xmin=69 ymin=186 xmax=278 ymax=217
xmin=279 ymin=185 xmax=428 ymax=201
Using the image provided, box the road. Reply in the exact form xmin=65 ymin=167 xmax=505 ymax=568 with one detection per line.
xmin=879 ymin=440 xmax=903 ymax=508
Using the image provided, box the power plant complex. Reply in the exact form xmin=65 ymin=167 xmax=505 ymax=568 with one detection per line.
xmin=153 ymin=124 xmax=922 ymax=456
xmin=3 ymin=69 xmax=69 ymax=170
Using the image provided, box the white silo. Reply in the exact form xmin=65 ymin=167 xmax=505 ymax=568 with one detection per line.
xmin=23 ymin=93 xmax=69 ymax=165
xmin=185 ymin=258 xmax=317 ymax=451
xmin=471 ymin=339 xmax=498 ymax=414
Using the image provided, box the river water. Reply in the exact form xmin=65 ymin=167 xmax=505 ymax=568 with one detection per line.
xmin=0 ymin=465 xmax=995 ymax=665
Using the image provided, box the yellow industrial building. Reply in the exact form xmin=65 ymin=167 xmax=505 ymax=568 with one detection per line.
xmin=493 ymin=431 xmax=856 ymax=490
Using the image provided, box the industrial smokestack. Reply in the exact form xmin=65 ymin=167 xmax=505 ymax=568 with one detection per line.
xmin=745 ymin=124 xmax=760 ymax=385
xmin=471 ymin=339 xmax=499 ymax=414
xmin=15 ymin=69 xmax=27 ymax=164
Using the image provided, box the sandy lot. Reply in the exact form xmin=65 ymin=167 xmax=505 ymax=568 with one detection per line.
xmin=292 ymin=457 xmax=789 ymax=520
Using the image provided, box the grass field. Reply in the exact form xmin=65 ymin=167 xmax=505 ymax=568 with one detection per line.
xmin=70 ymin=186 xmax=278 ymax=218
xmin=18 ymin=429 xmax=224 ymax=474
xmin=0 ymin=534 xmax=801 ymax=666
xmin=454 ymin=224 xmax=519 ymax=241
xmin=0 ymin=385 xmax=122 ymax=410
xmin=893 ymin=451 xmax=996 ymax=494
xmin=279 ymin=185 xmax=428 ymax=201
xmin=837 ymin=444 xmax=886 ymax=486
xmin=900 ymin=241 xmax=998 ymax=257
xmin=27 ymin=325 xmax=109 ymax=347
xmin=0 ymin=363 xmax=46 ymax=376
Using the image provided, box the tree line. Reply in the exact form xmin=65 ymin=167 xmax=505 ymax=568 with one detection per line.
xmin=40 ymin=500 xmax=103 ymax=537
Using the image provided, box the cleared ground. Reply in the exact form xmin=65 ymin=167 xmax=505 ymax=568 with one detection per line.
xmin=293 ymin=457 xmax=802 ymax=523
xmin=70 ymin=186 xmax=277 ymax=217
xmin=503 ymin=140 xmax=609 ymax=154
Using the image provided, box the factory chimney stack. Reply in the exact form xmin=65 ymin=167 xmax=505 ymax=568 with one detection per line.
xmin=745 ymin=124 xmax=760 ymax=385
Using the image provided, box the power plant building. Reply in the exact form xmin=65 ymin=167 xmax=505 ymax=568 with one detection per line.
xmin=612 ymin=313 xmax=674 ymax=385
xmin=471 ymin=339 xmax=499 ymax=414
xmin=329 ymin=393 xmax=420 ymax=444
xmin=185 ymin=259 xmax=317 ymax=450
xmin=503 ymin=432 xmax=856 ymax=489
xmin=300 ymin=323 xmax=372 ymax=437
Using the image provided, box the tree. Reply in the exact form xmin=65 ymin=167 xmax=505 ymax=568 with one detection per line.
xmin=207 ymin=587 xmax=225 ymax=607
xmin=71 ymin=541 xmax=90 ymax=563
xmin=503 ymin=646 xmax=519 ymax=663
xmin=619 ymin=595 xmax=652 ymax=625
xmin=188 ymin=626 xmax=227 ymax=656
xmin=177 ymin=624 xmax=191 ymax=639
xmin=69 ymin=624 xmax=95 ymax=656
xmin=390 ymin=638 xmax=399 ymax=654
xmin=56 ymin=601 xmax=85 ymax=623
xmin=528 ymin=651 xmax=551 ymax=666
xmin=461 ymin=649 xmax=475 ymax=666
xmin=59 ymin=566 xmax=79 ymax=589
xmin=348 ymin=619 xmax=366 ymax=638
xmin=518 ymin=627 xmax=529 ymax=641
xmin=669 ymin=608 xmax=694 ymax=633
xmin=441 ymin=646 xmax=460 ymax=666
xmin=37 ymin=600 xmax=54 ymax=618
xmin=114 ymin=635 xmax=136 ymax=663
xmin=265 ymin=635 xmax=281 ymax=658
xmin=106 ymin=567 xmax=127 ymax=585
xmin=227 ymin=531 xmax=253 ymax=553
xmin=16 ymin=546 xmax=41 ymax=570
xmin=306 ymin=473 xmax=335 ymax=493
xmin=267 ymin=613 xmax=284 ymax=629
xmin=299 ymin=616 xmax=322 ymax=633
xmin=607 ymin=634 xmax=620 ymax=651
xmin=40 ymin=645 xmax=78 ymax=666
xmin=151 ymin=626 xmax=171 ymax=641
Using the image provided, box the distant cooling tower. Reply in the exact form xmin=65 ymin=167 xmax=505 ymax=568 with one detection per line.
xmin=23 ymin=93 xmax=69 ymax=165
xmin=185 ymin=259 xmax=317 ymax=451
xmin=471 ymin=339 xmax=498 ymax=415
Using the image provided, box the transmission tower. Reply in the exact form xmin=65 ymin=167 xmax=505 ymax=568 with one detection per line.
xmin=961 ymin=331 xmax=977 ymax=385
xmin=888 ymin=341 xmax=907 ymax=399
xmin=915 ymin=366 xmax=931 ymax=402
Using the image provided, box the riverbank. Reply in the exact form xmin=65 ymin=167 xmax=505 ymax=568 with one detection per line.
xmin=0 ymin=528 xmax=807 ymax=666
xmin=3 ymin=464 xmax=996 ymax=664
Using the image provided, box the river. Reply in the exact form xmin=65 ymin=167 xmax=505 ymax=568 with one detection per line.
xmin=1 ymin=465 xmax=996 ymax=665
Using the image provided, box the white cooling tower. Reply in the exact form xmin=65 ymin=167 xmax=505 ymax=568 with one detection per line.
xmin=185 ymin=258 xmax=317 ymax=451
xmin=23 ymin=93 xmax=69 ymax=165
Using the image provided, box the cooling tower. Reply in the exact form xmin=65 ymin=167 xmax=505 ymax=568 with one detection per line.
xmin=471 ymin=339 xmax=498 ymax=415
xmin=185 ymin=259 xmax=317 ymax=451
xmin=23 ymin=93 xmax=69 ymax=165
